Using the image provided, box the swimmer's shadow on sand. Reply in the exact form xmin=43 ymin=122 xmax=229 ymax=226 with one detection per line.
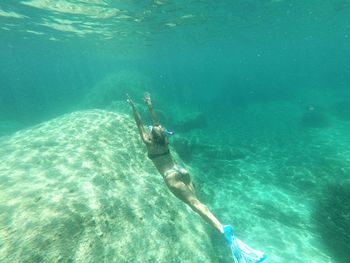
xmin=313 ymin=182 xmax=350 ymax=263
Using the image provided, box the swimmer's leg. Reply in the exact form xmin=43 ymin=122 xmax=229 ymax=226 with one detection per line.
xmin=164 ymin=172 xmax=223 ymax=233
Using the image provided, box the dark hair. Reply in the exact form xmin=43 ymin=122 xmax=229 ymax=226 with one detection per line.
xmin=151 ymin=127 xmax=167 ymax=145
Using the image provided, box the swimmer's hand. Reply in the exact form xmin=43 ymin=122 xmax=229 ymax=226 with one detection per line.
xmin=126 ymin=94 xmax=135 ymax=107
xmin=143 ymin=92 xmax=152 ymax=107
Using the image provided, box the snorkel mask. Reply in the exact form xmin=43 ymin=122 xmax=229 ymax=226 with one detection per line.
xmin=148 ymin=125 xmax=174 ymax=136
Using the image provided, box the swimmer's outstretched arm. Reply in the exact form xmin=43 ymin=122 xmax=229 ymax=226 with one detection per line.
xmin=144 ymin=92 xmax=160 ymax=126
xmin=127 ymin=94 xmax=150 ymax=144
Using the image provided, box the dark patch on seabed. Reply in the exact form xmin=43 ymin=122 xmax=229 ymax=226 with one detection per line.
xmin=300 ymin=107 xmax=330 ymax=128
xmin=314 ymin=182 xmax=350 ymax=263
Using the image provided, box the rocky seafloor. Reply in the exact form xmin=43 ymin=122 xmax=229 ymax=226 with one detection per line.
xmin=0 ymin=110 xmax=231 ymax=263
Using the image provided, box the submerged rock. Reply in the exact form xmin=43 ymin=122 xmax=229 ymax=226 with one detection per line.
xmin=0 ymin=110 xmax=221 ymax=263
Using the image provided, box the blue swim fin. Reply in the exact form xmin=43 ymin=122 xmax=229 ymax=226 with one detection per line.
xmin=223 ymin=225 xmax=267 ymax=263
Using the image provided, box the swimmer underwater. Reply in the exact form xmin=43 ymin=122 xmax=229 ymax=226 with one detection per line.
xmin=127 ymin=92 xmax=266 ymax=263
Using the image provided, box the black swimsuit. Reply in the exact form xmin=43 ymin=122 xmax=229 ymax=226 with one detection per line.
xmin=147 ymin=150 xmax=170 ymax=160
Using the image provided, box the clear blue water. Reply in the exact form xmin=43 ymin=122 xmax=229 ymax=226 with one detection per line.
xmin=0 ymin=1 xmax=350 ymax=262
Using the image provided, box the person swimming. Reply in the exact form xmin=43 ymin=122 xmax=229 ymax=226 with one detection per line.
xmin=127 ymin=92 xmax=223 ymax=233
xmin=127 ymin=92 xmax=266 ymax=263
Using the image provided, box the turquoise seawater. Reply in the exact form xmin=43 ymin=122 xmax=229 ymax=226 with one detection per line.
xmin=0 ymin=1 xmax=350 ymax=262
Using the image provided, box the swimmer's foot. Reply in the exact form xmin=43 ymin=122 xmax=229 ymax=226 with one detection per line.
xmin=223 ymin=225 xmax=267 ymax=263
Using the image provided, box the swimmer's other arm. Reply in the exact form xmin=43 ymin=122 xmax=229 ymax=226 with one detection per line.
xmin=127 ymin=94 xmax=150 ymax=144
xmin=144 ymin=92 xmax=160 ymax=126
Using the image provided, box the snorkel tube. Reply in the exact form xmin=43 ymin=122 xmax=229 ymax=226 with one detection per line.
xmin=164 ymin=128 xmax=174 ymax=136
xmin=148 ymin=125 xmax=174 ymax=136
